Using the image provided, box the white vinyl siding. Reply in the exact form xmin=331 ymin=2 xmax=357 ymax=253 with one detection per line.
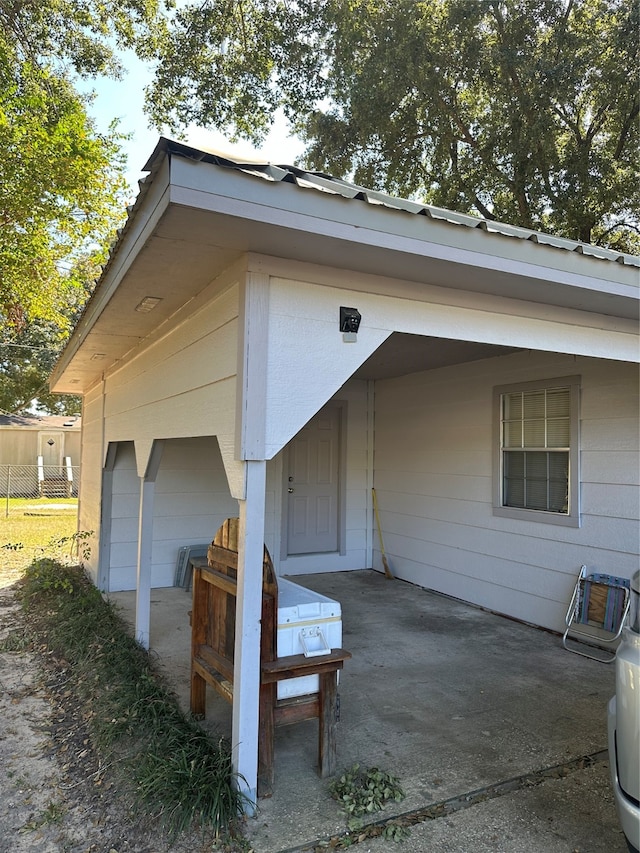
xmin=76 ymin=383 xmax=109 ymax=586
xmin=108 ymin=441 xmax=139 ymax=591
xmin=102 ymin=282 xmax=244 ymax=498
xmin=150 ymin=437 xmax=237 ymax=589
xmin=106 ymin=436 xmax=237 ymax=591
xmin=374 ymin=352 xmax=638 ymax=633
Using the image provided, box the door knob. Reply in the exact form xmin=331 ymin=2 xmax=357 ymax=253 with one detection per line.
xmin=288 ymin=488 xmax=294 ymax=493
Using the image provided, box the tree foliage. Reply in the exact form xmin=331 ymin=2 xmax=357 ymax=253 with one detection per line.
xmin=147 ymin=0 xmax=639 ymax=249
xmin=0 ymin=0 xmax=166 ymax=411
xmin=0 ymin=322 xmax=81 ymax=415
xmin=0 ymin=57 xmax=126 ymax=330
xmin=1 ymin=0 xmax=164 ymax=77
xmin=0 ymin=253 xmax=101 ymax=414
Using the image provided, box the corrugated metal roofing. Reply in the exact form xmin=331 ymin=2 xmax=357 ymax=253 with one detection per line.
xmin=138 ymin=137 xmax=640 ymax=269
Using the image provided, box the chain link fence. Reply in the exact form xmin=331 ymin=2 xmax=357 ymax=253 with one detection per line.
xmin=1 ymin=464 xmax=80 ymax=517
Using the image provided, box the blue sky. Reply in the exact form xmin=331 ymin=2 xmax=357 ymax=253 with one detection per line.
xmin=81 ymin=50 xmax=306 ymax=200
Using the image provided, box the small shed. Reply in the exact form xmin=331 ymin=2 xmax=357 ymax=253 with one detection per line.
xmin=49 ymin=138 xmax=640 ymax=805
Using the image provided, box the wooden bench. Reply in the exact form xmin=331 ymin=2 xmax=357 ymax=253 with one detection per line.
xmin=190 ymin=518 xmax=351 ymax=797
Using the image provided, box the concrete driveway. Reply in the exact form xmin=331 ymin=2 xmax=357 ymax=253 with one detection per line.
xmin=110 ymin=570 xmax=627 ymax=853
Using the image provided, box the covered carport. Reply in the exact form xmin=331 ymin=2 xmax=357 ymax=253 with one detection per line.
xmin=49 ymin=138 xmax=639 ymax=812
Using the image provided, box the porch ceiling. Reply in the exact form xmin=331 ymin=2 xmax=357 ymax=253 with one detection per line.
xmin=353 ymin=334 xmax=520 ymax=380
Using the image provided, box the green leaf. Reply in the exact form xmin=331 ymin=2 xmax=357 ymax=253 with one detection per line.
xmin=144 ymin=0 xmax=639 ymax=250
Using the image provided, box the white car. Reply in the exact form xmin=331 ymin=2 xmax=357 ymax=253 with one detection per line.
xmin=608 ymin=570 xmax=640 ymax=853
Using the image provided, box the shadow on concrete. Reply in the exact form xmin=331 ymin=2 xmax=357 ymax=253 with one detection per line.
xmin=109 ymin=570 xmax=627 ymax=853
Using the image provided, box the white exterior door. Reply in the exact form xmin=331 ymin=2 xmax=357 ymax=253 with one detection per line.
xmin=286 ymin=407 xmax=341 ymax=555
xmin=38 ymin=431 xmax=63 ymax=472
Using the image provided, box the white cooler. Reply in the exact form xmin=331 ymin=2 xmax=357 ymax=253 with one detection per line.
xmin=276 ymin=577 xmax=342 ymax=699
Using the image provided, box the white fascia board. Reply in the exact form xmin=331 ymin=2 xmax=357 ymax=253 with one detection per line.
xmin=169 ymin=157 xmax=639 ymax=300
xmin=250 ymin=253 xmax=638 ymax=336
xmin=50 ymin=159 xmax=173 ymax=390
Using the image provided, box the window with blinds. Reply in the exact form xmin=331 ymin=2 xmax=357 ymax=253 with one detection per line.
xmin=502 ymin=387 xmax=570 ymax=512
xmin=494 ymin=377 xmax=580 ymax=526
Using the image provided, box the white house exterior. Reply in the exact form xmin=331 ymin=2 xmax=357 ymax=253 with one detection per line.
xmin=0 ymin=414 xmax=81 ymax=468
xmin=50 ymin=138 xmax=640 ymax=805
xmin=0 ymin=414 xmax=81 ymax=497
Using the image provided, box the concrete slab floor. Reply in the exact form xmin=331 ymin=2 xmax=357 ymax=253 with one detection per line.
xmin=108 ymin=570 xmax=628 ymax=853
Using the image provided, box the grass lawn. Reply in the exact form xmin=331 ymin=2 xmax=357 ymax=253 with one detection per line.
xmin=0 ymin=501 xmax=78 ymax=587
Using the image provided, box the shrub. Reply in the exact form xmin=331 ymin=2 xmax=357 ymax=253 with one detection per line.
xmin=18 ymin=559 xmax=248 ymax=839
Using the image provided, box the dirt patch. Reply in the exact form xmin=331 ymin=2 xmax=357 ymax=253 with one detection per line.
xmin=0 ymin=583 xmax=246 ymax=853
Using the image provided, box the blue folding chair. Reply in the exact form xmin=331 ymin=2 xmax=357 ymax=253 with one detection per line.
xmin=563 ymin=565 xmax=631 ymax=663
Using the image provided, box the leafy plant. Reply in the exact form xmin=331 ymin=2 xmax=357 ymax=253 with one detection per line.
xmin=381 ymin=822 xmax=411 ymax=842
xmin=18 ymin=559 xmax=248 ymax=840
xmin=22 ymin=800 xmax=66 ymax=832
xmin=0 ymin=629 xmax=32 ymax=652
xmin=22 ymin=557 xmax=85 ymax=610
xmin=135 ymin=730 xmax=244 ymax=837
xmin=21 ymin=558 xmax=79 ymax=603
xmin=330 ymin=764 xmax=405 ymax=819
xmin=49 ymin=529 xmax=94 ymax=563
xmin=326 ymin=765 xmax=409 ymax=846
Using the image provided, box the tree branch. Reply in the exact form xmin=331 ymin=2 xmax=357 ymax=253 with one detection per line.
xmin=473 ymin=194 xmax=496 ymax=221
xmin=595 ymin=219 xmax=640 ymax=244
xmin=614 ymin=95 xmax=640 ymax=160
xmin=551 ymin=103 xmax=582 ymax=142
xmin=585 ymin=102 xmax=610 ymax=144
xmin=490 ymin=2 xmax=525 ymax=99
xmin=235 ymin=0 xmax=248 ymax=52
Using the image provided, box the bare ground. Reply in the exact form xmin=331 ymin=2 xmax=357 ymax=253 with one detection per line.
xmin=0 ymin=577 xmax=247 ymax=853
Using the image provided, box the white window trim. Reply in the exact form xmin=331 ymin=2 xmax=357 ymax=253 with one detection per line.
xmin=493 ymin=375 xmax=581 ymax=528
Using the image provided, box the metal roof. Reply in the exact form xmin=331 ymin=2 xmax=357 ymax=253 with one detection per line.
xmin=136 ymin=137 xmax=639 ymax=269
xmin=0 ymin=414 xmax=81 ymax=429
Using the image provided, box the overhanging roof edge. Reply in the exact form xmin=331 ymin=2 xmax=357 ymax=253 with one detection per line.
xmin=49 ymin=157 xmax=173 ymax=391
xmin=153 ymin=136 xmax=640 ymax=269
xmin=50 ymin=136 xmax=640 ymax=393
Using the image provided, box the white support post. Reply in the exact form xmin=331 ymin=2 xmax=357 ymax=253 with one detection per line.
xmin=365 ymin=379 xmax=375 ymax=569
xmin=64 ymin=456 xmax=73 ymax=498
xmin=135 ymin=477 xmax=155 ymax=649
xmin=236 ymin=272 xmax=269 ymax=461
xmin=134 ymin=441 xmax=164 ymax=650
xmin=232 ymin=459 xmax=267 ymax=812
xmin=98 ymin=444 xmax=118 ymax=592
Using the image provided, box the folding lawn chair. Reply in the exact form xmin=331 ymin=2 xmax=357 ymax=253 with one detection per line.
xmin=563 ymin=565 xmax=631 ymax=663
